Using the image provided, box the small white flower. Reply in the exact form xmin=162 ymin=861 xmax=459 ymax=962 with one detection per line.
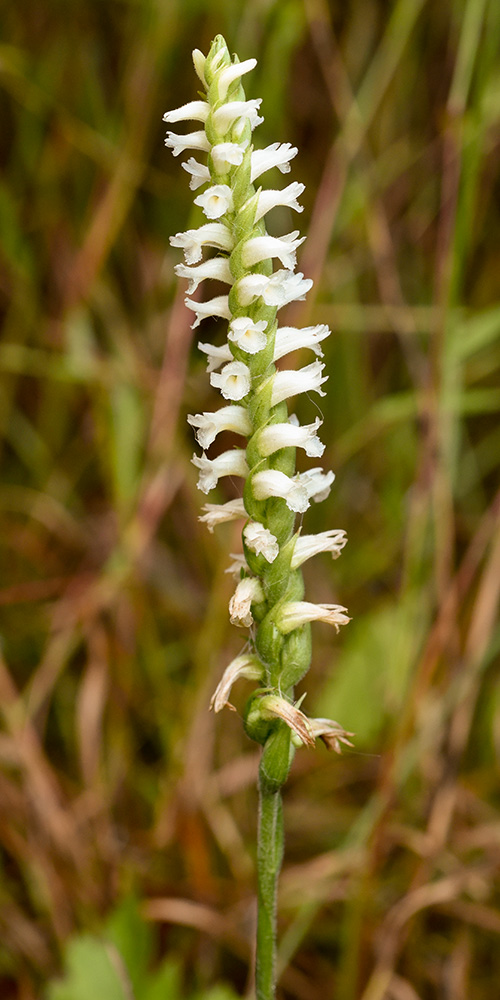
xmin=252 ymin=695 xmax=316 ymax=748
xmin=229 ymin=577 xmax=265 ymax=627
xmin=175 ymin=257 xmax=232 ymax=293
xmin=192 ymin=48 xmax=207 ymax=86
xmin=164 ymin=130 xmax=210 ymax=157
xmin=298 ymin=467 xmax=335 ymax=503
xmin=225 ymin=552 xmax=247 ymax=577
xmin=251 ymin=469 xmax=309 ymax=513
xmin=274 ymin=324 xmax=330 ymax=361
xmin=258 ymin=417 xmax=325 ymax=458
xmin=242 ymin=232 xmax=305 ymax=270
xmin=250 ymin=142 xmax=298 ymax=181
xmin=199 ymin=498 xmax=247 ymax=532
xmin=187 ymin=405 xmax=252 ymax=449
xmin=270 ymin=361 xmax=328 ymax=406
xmin=192 ymin=449 xmax=249 ymax=493
xmin=243 ymin=521 xmax=279 ymax=563
xmin=198 ymin=340 xmax=232 ymax=372
xmin=210 ymin=653 xmax=263 ymax=712
xmin=181 ymin=157 xmax=211 ymax=190
xmin=228 ymin=317 xmax=268 ymax=354
xmin=276 ymin=601 xmax=351 ymax=634
xmin=211 ymin=142 xmax=246 ymax=173
xmin=185 ymin=294 xmax=231 ymax=329
xmin=194 ymin=184 xmax=234 ymax=219
xmin=213 ymin=99 xmax=263 ymax=132
xmin=253 ymin=182 xmax=305 ymax=223
xmin=210 ymin=361 xmax=252 ymax=401
xmin=217 ymin=58 xmax=258 ymax=101
xmin=291 ymin=529 xmax=348 ymax=568
xmin=236 ymin=270 xmax=313 ymax=308
xmin=163 ymin=100 xmax=209 ymax=124
xmin=170 ymin=223 xmax=233 ymax=264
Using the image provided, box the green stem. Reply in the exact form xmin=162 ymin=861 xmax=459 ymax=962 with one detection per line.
xmin=256 ymin=772 xmax=284 ymax=1000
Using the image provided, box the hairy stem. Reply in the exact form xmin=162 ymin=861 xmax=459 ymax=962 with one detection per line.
xmin=256 ymin=774 xmax=284 ymax=1000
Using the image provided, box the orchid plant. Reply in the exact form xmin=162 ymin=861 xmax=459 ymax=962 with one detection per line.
xmin=164 ymin=35 xmax=352 ymax=1000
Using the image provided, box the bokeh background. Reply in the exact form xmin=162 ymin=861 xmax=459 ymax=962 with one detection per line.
xmin=1 ymin=0 xmax=499 ymax=998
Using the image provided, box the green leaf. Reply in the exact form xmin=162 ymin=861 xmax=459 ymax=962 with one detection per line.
xmin=45 ymin=935 xmax=132 ymax=1000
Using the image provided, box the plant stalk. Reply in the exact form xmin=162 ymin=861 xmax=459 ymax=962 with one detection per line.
xmin=256 ymin=773 xmax=284 ymax=1000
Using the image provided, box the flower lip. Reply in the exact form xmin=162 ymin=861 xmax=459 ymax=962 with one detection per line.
xmin=164 ymin=130 xmax=211 ymax=156
xmin=194 ymin=184 xmax=234 ymax=219
xmin=210 ymin=361 xmax=252 ymax=401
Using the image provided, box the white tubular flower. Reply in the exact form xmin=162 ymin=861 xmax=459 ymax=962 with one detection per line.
xmin=253 ymin=182 xmax=305 ymax=223
xmin=210 ymin=654 xmax=263 ymax=712
xmin=276 ymin=601 xmax=351 ymax=634
xmin=229 ymin=577 xmax=265 ymax=627
xmin=164 ymin=130 xmax=211 ymax=157
xmin=175 ymin=257 xmax=232 ymax=293
xmin=242 ymin=232 xmax=305 ymax=270
xmin=258 ymin=417 xmax=325 ymax=458
xmin=255 ymin=695 xmax=316 ymax=748
xmin=217 ymin=58 xmax=258 ymax=100
xmin=291 ymin=529 xmax=348 ymax=568
xmin=299 ymin=467 xmax=335 ymax=503
xmin=213 ymin=99 xmax=263 ymax=132
xmin=181 ymin=157 xmax=211 ymax=190
xmin=187 ymin=405 xmax=252 ymax=449
xmin=228 ymin=317 xmax=268 ymax=354
xmin=250 ymin=142 xmax=298 ymax=181
xmin=192 ymin=449 xmax=249 ymax=494
xmin=198 ymin=340 xmax=232 ymax=372
xmin=252 ymin=470 xmax=309 ymax=514
xmin=194 ymin=184 xmax=234 ymax=219
xmin=307 ymin=718 xmax=355 ymax=754
xmin=163 ymin=101 xmax=209 ymax=123
xmin=210 ymin=361 xmax=252 ymax=401
xmin=274 ymin=324 xmax=330 ymax=361
xmin=270 ymin=361 xmax=328 ymax=406
xmin=236 ymin=270 xmax=313 ymax=308
xmin=185 ymin=294 xmax=231 ymax=329
xmin=243 ymin=521 xmax=279 ymax=563
xmin=199 ymin=498 xmax=246 ymax=532
xmin=170 ymin=223 xmax=234 ymax=264
xmin=192 ymin=48 xmax=207 ymax=85
xmin=211 ymin=142 xmax=246 ymax=172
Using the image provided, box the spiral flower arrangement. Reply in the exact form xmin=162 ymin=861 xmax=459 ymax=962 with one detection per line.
xmin=164 ymin=34 xmax=352 ymax=998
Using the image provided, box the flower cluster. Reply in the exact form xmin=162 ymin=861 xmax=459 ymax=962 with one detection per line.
xmin=165 ymin=35 xmax=352 ymax=770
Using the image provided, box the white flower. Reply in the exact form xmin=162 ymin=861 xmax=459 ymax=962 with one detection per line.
xmin=251 ymin=469 xmax=309 ymax=513
xmin=175 ymin=257 xmax=232 ymax=293
xmin=291 ymin=529 xmax=347 ymax=568
xmin=225 ymin=552 xmax=247 ymax=577
xmin=170 ymin=223 xmax=233 ymax=264
xmin=163 ymin=100 xmax=209 ymax=123
xmin=229 ymin=577 xmax=265 ymax=627
xmin=251 ymin=695 xmax=316 ymax=748
xmin=164 ymin=130 xmax=210 ymax=157
xmin=185 ymin=294 xmax=231 ymax=329
xmin=228 ymin=317 xmax=268 ymax=354
xmin=181 ymin=157 xmax=211 ymax=190
xmin=187 ymin=405 xmax=252 ymax=449
xmin=235 ymin=270 xmax=313 ymax=308
xmin=307 ymin=718 xmax=355 ymax=754
xmin=274 ymin=324 xmax=330 ymax=361
xmin=242 ymin=232 xmax=305 ymax=270
xmin=192 ymin=48 xmax=207 ymax=86
xmin=210 ymin=361 xmax=252 ymax=401
xmin=253 ymin=182 xmax=305 ymax=222
xmin=217 ymin=58 xmax=257 ymax=101
xmin=211 ymin=142 xmax=246 ymax=172
xmin=270 ymin=361 xmax=327 ymax=406
xmin=199 ymin=498 xmax=246 ymax=532
xmin=258 ymin=417 xmax=325 ymax=458
xmin=194 ymin=184 xmax=234 ymax=219
xmin=276 ymin=601 xmax=351 ymax=634
xmin=198 ymin=340 xmax=232 ymax=372
xmin=298 ymin=467 xmax=335 ymax=503
xmin=210 ymin=654 xmax=263 ymax=712
xmin=250 ymin=142 xmax=298 ymax=181
xmin=213 ymin=99 xmax=263 ymax=132
xmin=192 ymin=449 xmax=249 ymax=494
xmin=243 ymin=521 xmax=279 ymax=563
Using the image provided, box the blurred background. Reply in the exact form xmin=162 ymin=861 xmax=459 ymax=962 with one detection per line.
xmin=1 ymin=0 xmax=499 ymax=998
